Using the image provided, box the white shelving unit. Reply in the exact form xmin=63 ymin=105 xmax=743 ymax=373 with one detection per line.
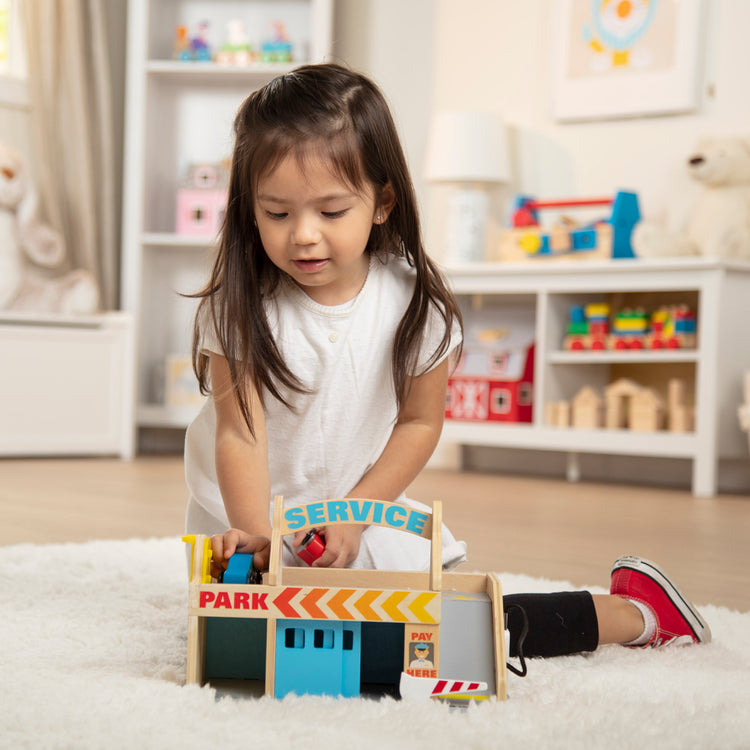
xmin=441 ymin=257 xmax=750 ymax=497
xmin=121 ymin=0 xmax=332 ymax=440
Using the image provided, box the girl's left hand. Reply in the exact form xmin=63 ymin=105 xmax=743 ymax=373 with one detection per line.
xmin=293 ymin=523 xmax=363 ymax=568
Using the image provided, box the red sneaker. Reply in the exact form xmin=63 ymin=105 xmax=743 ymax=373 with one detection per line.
xmin=611 ymin=556 xmax=711 ymax=647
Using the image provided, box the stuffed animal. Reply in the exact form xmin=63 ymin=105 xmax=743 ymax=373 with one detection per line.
xmin=632 ymin=136 xmax=750 ymax=260
xmin=0 ymin=141 xmax=99 ymax=313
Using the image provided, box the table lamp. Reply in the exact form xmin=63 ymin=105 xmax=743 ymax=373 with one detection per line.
xmin=425 ymin=110 xmax=510 ymax=263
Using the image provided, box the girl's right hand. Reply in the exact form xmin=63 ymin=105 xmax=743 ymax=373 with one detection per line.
xmin=210 ymin=529 xmax=271 ymax=579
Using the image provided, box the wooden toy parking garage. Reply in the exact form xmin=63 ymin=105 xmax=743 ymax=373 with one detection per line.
xmin=183 ymin=497 xmax=508 ymax=702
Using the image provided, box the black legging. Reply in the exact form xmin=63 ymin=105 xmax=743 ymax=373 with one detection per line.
xmin=504 ymin=590 xmax=599 ymax=658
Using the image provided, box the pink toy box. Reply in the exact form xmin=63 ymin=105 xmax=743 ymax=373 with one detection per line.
xmin=176 ymin=163 xmax=229 ymax=237
xmin=446 ymin=307 xmax=535 ymax=423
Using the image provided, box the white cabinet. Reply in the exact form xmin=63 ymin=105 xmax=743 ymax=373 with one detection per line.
xmin=121 ymin=0 xmax=333 ymax=439
xmin=442 ymin=258 xmax=750 ymax=497
xmin=0 ymin=312 xmax=135 ymax=458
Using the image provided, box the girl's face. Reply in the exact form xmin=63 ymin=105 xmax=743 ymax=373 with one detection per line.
xmin=254 ymin=150 xmax=391 ymax=306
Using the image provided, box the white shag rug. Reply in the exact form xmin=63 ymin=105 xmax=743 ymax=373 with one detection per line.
xmin=2 ymin=537 xmax=749 ymax=750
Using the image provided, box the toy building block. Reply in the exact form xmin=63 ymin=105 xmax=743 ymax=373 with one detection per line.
xmin=609 ymin=308 xmax=649 ymax=350
xmin=545 ymin=400 xmax=570 ymax=427
xmin=183 ymin=497 xmax=508 ymax=703
xmin=668 ymin=378 xmax=695 ymax=433
xmin=605 ymin=378 xmax=664 ymax=431
xmin=571 ymin=386 xmax=604 ymax=428
xmin=563 ymin=303 xmax=610 ymax=350
xmin=604 ymin=378 xmax=643 ymax=429
xmin=646 ymin=305 xmax=697 ymax=350
xmin=630 ymin=388 xmax=665 ymax=432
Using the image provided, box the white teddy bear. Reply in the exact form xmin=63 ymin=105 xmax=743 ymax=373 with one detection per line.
xmin=632 ymin=136 xmax=750 ymax=260
xmin=0 ymin=141 xmax=99 ymax=313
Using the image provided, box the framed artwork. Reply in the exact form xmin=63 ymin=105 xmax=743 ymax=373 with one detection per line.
xmin=552 ymin=0 xmax=704 ymax=122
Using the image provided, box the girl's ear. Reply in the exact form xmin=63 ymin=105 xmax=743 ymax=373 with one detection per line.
xmin=374 ymin=182 xmax=397 ymax=224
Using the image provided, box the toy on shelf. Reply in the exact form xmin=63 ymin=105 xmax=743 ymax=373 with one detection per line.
xmin=563 ymin=303 xmax=697 ymax=351
xmin=261 ymin=21 xmax=293 ymax=63
xmin=633 ymin=136 xmax=750 ymax=261
xmin=564 ymin=303 xmax=610 ymax=350
xmin=610 ymin=308 xmax=650 ymax=349
xmin=572 ymin=386 xmax=604 ymax=429
xmin=176 ymin=161 xmax=229 ymax=237
xmin=215 ymin=19 xmax=257 ymax=66
xmin=605 ymin=378 xmax=664 ymax=431
xmin=182 ymin=496 xmax=509 ymax=702
xmin=190 ymin=21 xmax=212 ymax=61
xmin=495 ymin=191 xmax=640 ymax=262
xmin=446 ymin=307 xmax=534 ymax=423
xmin=547 ymin=377 xmax=693 ymax=433
xmin=173 ymin=25 xmax=192 ymax=61
xmin=668 ymin=378 xmax=695 ymax=433
xmin=645 ymin=305 xmax=697 ymax=349
xmin=173 ymin=21 xmax=212 ymax=62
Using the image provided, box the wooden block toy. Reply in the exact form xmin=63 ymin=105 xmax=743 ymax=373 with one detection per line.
xmin=563 ymin=303 xmax=610 ymax=350
xmin=668 ymin=378 xmax=695 ymax=433
xmin=545 ymin=400 xmax=570 ymax=427
xmin=629 ymin=388 xmax=665 ymax=432
xmin=182 ymin=497 xmax=508 ymax=703
xmin=495 ymin=191 xmax=640 ymax=262
xmin=605 ymin=378 xmax=664 ymax=431
xmin=572 ymin=386 xmax=604 ymax=429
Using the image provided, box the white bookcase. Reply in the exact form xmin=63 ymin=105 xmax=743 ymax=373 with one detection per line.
xmin=441 ymin=257 xmax=750 ymax=497
xmin=121 ymin=0 xmax=333 ymax=440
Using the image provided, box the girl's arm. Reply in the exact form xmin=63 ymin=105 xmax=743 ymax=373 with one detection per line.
xmin=308 ymin=357 xmax=450 ymax=568
xmin=210 ymin=353 xmax=273 ymax=569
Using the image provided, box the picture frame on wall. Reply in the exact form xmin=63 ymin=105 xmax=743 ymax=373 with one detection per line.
xmin=551 ymin=0 xmax=704 ymax=122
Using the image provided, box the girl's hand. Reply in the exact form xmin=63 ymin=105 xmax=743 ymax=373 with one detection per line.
xmin=210 ymin=529 xmax=271 ymax=579
xmin=292 ymin=524 xmax=363 ymax=568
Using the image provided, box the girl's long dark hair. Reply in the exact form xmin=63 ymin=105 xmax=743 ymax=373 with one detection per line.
xmin=193 ymin=63 xmax=462 ymax=435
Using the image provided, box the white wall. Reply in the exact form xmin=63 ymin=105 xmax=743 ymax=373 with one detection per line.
xmin=333 ymin=0 xmax=435 ymax=219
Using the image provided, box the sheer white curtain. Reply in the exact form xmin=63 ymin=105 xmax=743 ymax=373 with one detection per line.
xmin=21 ymin=0 xmax=117 ymax=309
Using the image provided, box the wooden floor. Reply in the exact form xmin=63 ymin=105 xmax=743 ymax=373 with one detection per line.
xmin=1 ymin=456 xmax=748 ymax=611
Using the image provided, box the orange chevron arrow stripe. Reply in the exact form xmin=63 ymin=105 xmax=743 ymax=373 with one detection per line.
xmin=327 ymin=588 xmax=356 ymax=620
xmin=381 ymin=590 xmax=410 ymax=622
xmin=299 ymin=588 xmax=327 ymax=619
xmin=408 ymin=592 xmax=438 ymax=623
xmin=353 ymin=589 xmax=381 ymax=621
xmin=273 ymin=587 xmax=302 ymax=618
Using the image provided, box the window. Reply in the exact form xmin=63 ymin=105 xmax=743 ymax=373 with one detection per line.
xmin=313 ymin=628 xmax=334 ymax=649
xmin=0 ymin=0 xmax=28 ymax=108
xmin=491 ymin=388 xmax=511 ymax=414
xmin=284 ymin=628 xmax=305 ymax=649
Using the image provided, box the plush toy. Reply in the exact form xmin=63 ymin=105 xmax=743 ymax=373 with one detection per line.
xmin=0 ymin=142 xmax=99 ymax=313
xmin=632 ymin=136 xmax=750 ymax=260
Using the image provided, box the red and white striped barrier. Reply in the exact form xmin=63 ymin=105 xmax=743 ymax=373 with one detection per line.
xmin=399 ymin=672 xmax=489 ymax=702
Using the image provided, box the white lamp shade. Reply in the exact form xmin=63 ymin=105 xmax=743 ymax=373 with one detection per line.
xmin=424 ymin=110 xmax=510 ymax=184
